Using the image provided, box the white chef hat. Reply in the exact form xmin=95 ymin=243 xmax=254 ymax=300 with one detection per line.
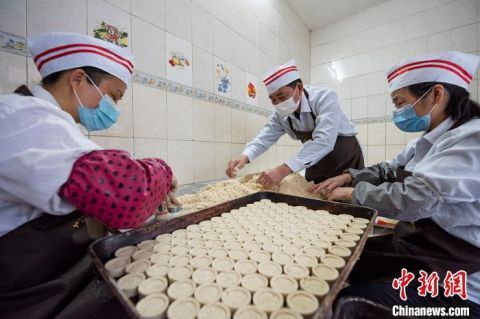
xmin=387 ymin=51 xmax=480 ymax=93
xmin=28 ymin=32 xmax=135 ymax=86
xmin=263 ymin=60 xmax=301 ymax=94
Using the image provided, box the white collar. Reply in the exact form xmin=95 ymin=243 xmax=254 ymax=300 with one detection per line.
xmin=299 ymin=90 xmax=310 ymax=113
xmin=422 ymin=117 xmax=455 ymax=144
xmin=30 ymin=85 xmax=62 ymax=109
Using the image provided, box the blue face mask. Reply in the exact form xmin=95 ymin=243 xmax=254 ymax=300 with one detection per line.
xmin=73 ymin=74 xmax=120 ymax=131
xmin=392 ymin=88 xmax=436 ymax=132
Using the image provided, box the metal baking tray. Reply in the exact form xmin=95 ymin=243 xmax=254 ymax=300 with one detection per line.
xmin=89 ymin=191 xmax=377 ymax=319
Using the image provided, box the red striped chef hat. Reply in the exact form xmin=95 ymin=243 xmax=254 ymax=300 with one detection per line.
xmin=263 ymin=60 xmax=301 ymax=95
xmin=28 ymin=32 xmax=135 ymax=86
xmin=387 ymin=51 xmax=479 ymax=93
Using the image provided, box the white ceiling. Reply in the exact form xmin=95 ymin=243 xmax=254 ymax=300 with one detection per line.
xmin=285 ymin=0 xmax=390 ymax=30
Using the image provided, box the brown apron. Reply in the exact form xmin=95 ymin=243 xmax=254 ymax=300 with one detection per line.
xmin=0 ymin=86 xmax=102 ymax=319
xmin=349 ymin=125 xmax=480 ymax=287
xmin=287 ymin=90 xmax=364 ymax=183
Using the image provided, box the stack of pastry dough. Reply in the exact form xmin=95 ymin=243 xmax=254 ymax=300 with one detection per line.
xmin=177 ymin=173 xmax=324 ymax=214
xmin=104 ymin=200 xmax=369 ymax=319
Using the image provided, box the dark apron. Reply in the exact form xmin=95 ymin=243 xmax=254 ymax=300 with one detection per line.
xmin=287 ymin=90 xmax=364 ymax=183
xmin=349 ymin=124 xmax=480 ymax=286
xmin=0 ymin=85 xmax=101 ymax=319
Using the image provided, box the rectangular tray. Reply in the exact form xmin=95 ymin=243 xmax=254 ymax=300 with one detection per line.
xmin=89 ymin=191 xmax=377 ymax=319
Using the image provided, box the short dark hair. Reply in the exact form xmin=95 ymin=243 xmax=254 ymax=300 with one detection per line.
xmin=286 ymin=79 xmax=303 ymax=89
xmin=407 ymin=82 xmax=480 ymax=126
xmin=41 ymin=66 xmax=112 ymax=86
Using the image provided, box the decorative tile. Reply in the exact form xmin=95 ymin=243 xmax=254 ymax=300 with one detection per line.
xmin=0 ymin=31 xmax=26 ymax=56
xmin=166 ymin=32 xmax=192 ymax=86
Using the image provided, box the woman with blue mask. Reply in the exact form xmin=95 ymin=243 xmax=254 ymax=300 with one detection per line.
xmin=0 ymin=32 xmax=177 ymax=318
xmin=311 ymin=51 xmax=480 ymax=316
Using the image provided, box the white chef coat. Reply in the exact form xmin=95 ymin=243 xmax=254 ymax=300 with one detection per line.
xmin=353 ymin=116 xmax=480 ymax=304
xmin=242 ymin=85 xmax=357 ymax=172
xmin=0 ymin=85 xmax=101 ymax=237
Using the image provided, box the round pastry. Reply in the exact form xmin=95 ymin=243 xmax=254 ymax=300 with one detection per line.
xmin=339 ymin=233 xmax=360 ymax=242
xmin=205 ymin=239 xmax=224 ymax=249
xmin=224 ymin=241 xmax=243 ymax=250
xmin=294 ymin=253 xmax=318 ymax=269
xmin=228 ymin=248 xmax=249 ymax=261
xmin=170 ymin=255 xmax=191 ymax=268
xmin=172 ymin=229 xmax=188 ymax=238
xmin=167 ymin=279 xmax=196 ymax=300
xmin=291 ymin=238 xmax=309 ymax=248
xmin=117 ymin=273 xmax=145 ymax=297
xmin=137 ymin=240 xmax=156 ymax=250
xmin=300 ymin=276 xmax=329 ymax=299
xmin=197 ymin=302 xmax=231 ymax=319
xmin=167 ymin=265 xmax=193 ymax=282
xmin=208 ymin=247 xmax=228 ymax=259
xmin=190 ymin=255 xmax=212 ymax=269
xmin=262 ymin=242 xmax=281 ymax=254
xmin=138 ymin=277 xmax=168 ymax=297
xmin=192 ymin=267 xmax=216 ymax=285
xmin=135 ymin=293 xmax=169 ymax=318
xmin=303 ymin=246 xmax=326 ymax=259
xmin=233 ymin=306 xmax=268 ymax=319
xmin=258 ymin=261 xmax=282 ymax=279
xmin=105 ymin=257 xmax=129 ymax=278
xmin=212 ymin=257 xmax=234 ymax=272
xmin=337 ymin=214 xmax=354 ymax=221
xmin=253 ymin=288 xmax=283 ymax=313
xmin=190 ymin=247 xmax=208 ymax=257
xmin=171 ymin=245 xmax=189 ymax=256
xmin=272 ymin=252 xmax=294 ymax=266
xmin=194 ymin=283 xmax=223 ymax=304
xmin=283 ymin=264 xmax=309 ymax=280
xmin=167 ymin=297 xmax=200 ymax=319
xmin=270 ymin=308 xmax=302 ymax=319
xmin=171 ymin=237 xmax=188 ymax=246
xmin=270 ymin=275 xmax=299 ymax=296
xmin=114 ymin=245 xmax=136 ymax=259
xmin=241 ymin=273 xmax=269 ymax=292
xmin=353 ymin=217 xmax=370 ymax=224
xmin=286 ymin=291 xmax=319 ymax=316
xmin=153 ymin=243 xmax=171 ymax=254
xmin=328 ymin=246 xmax=352 ymax=259
xmin=150 ymin=253 xmax=171 ymax=265
xmin=125 ymin=260 xmax=150 ymax=275
xmin=282 ymin=244 xmax=302 ymax=256
xmin=188 ymin=238 xmax=205 ymax=248
xmin=350 ymin=222 xmax=367 ymax=230
xmin=132 ymin=249 xmax=153 ymax=262
xmin=321 ymin=254 xmax=346 ymax=269
xmin=155 ymin=234 xmax=172 ymax=243
xmin=187 ymin=231 xmax=203 ymax=239
xmin=146 ymin=263 xmax=170 ymax=279
xmin=334 ymin=239 xmax=356 ymax=250
xmin=216 ymin=271 xmax=241 ymax=289
xmin=345 ymin=227 xmax=364 ymax=235
xmin=221 ymin=287 xmax=251 ymax=311
xmin=243 ymin=241 xmax=262 ymax=252
xmin=311 ymin=264 xmax=339 ymax=282
xmin=249 ymin=250 xmax=271 ymax=263
xmin=234 ymin=260 xmax=258 ymax=275
xmin=186 ymin=224 xmax=201 ymax=231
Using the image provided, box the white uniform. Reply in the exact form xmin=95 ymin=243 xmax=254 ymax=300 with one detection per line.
xmin=242 ymin=85 xmax=357 ymax=172
xmin=351 ymin=116 xmax=480 ymax=304
xmin=0 ymin=85 xmax=100 ymax=236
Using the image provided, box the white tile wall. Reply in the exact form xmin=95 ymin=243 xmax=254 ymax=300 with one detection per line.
xmin=311 ymin=0 xmax=480 ymax=164
xmin=2 ymin=0 xmax=311 ymax=185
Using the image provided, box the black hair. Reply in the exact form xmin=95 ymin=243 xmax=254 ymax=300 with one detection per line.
xmin=407 ymin=82 xmax=480 ymax=125
xmin=286 ymin=79 xmax=303 ymax=89
xmin=41 ymin=66 xmax=112 ymax=86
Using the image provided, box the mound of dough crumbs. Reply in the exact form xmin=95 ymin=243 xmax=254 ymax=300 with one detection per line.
xmin=178 ymin=173 xmax=324 ymax=214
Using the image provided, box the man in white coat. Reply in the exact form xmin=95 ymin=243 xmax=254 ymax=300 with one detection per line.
xmin=226 ymin=60 xmax=364 ymax=186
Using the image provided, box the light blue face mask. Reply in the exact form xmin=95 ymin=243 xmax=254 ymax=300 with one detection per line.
xmin=73 ymin=74 xmax=120 ymax=131
xmin=392 ymin=88 xmax=436 ymax=132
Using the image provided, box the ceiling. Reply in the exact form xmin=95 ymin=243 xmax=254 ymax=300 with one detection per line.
xmin=285 ymin=0 xmax=390 ymax=30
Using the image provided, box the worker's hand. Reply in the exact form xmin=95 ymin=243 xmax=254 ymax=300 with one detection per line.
xmin=166 ymin=175 xmax=182 ymax=208
xmin=325 ymin=187 xmax=354 ymax=202
xmin=226 ymin=155 xmax=249 ymax=178
xmin=311 ymin=173 xmax=352 ymax=196
xmin=257 ymin=164 xmax=292 ymax=187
